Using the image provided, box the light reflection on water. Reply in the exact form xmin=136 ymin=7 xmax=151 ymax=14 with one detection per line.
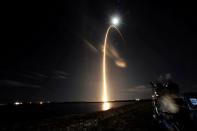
xmin=0 ymin=102 xmax=132 ymax=115
xmin=102 ymin=102 xmax=111 ymax=111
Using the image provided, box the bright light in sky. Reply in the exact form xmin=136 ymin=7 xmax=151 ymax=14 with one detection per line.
xmin=14 ymin=101 xmax=22 ymax=106
xmin=115 ymin=59 xmax=127 ymax=68
xmin=111 ymin=16 xmax=120 ymax=25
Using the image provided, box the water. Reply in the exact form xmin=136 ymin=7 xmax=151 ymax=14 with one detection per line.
xmin=0 ymin=101 xmax=133 ymax=124
xmin=34 ymin=101 xmax=132 ymax=114
xmin=44 ymin=101 xmax=132 ymax=113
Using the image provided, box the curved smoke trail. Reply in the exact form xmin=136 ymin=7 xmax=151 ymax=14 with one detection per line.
xmin=102 ymin=25 xmax=124 ymax=104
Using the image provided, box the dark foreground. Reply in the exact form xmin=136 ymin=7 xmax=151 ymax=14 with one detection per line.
xmin=0 ymin=101 xmax=158 ymax=131
xmin=1 ymin=100 xmax=164 ymax=131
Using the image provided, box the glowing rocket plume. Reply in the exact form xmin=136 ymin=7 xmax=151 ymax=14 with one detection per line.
xmin=102 ymin=25 xmax=123 ymax=102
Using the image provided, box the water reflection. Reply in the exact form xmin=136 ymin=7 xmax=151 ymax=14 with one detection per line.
xmin=102 ymin=102 xmax=111 ymax=111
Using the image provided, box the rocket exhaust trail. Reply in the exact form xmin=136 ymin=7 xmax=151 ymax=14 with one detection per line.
xmin=102 ymin=25 xmax=124 ymax=104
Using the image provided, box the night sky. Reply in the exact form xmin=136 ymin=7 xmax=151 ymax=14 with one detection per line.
xmin=1 ymin=0 xmax=197 ymax=102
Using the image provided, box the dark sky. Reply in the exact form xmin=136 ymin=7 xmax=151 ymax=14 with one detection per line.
xmin=1 ymin=0 xmax=197 ymax=102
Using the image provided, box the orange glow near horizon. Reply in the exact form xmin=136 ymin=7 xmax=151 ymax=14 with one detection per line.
xmin=102 ymin=102 xmax=111 ymax=111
